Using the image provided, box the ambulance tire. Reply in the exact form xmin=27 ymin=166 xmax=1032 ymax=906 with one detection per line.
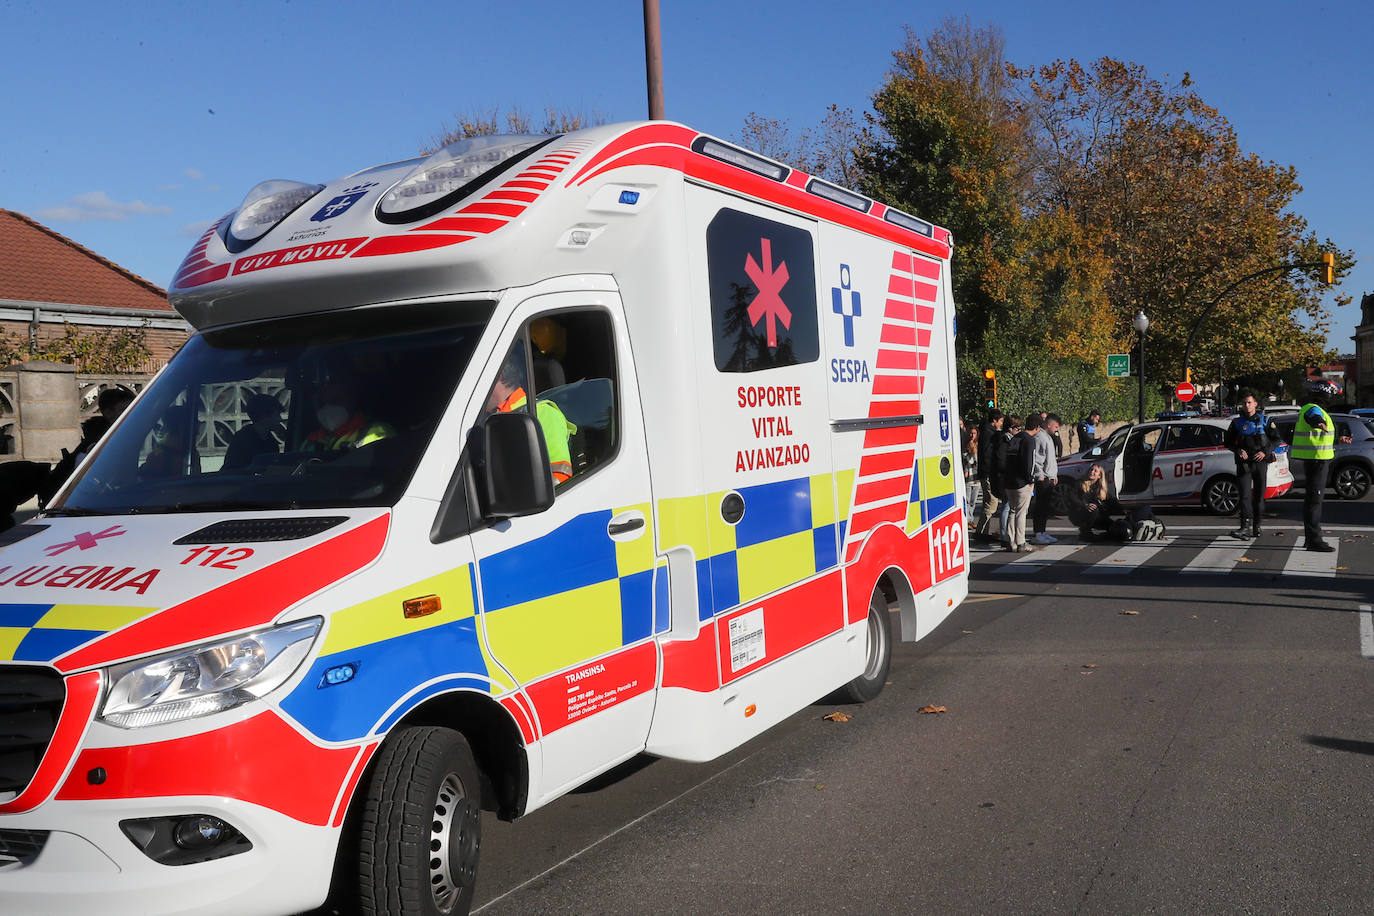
xmin=359 ymin=726 xmax=482 ymax=916
xmin=842 ymin=591 xmax=893 ymax=703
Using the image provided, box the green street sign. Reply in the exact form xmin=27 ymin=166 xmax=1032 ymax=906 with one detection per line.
xmin=1107 ymin=354 xmax=1131 ymax=378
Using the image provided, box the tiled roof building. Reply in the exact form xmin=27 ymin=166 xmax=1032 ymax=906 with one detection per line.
xmin=0 ymin=209 xmax=189 ymax=368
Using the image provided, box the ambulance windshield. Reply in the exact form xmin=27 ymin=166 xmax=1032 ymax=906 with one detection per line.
xmin=54 ymin=301 xmax=493 ymax=515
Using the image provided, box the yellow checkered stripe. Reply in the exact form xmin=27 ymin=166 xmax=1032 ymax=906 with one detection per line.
xmin=1 ymin=604 xmax=154 ymax=662
xmin=481 ymin=503 xmax=655 ymax=685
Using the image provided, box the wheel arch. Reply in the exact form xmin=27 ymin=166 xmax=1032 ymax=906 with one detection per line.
xmin=876 ymin=564 xmax=918 ymax=642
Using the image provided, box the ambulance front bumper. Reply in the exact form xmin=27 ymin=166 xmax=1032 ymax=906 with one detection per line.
xmin=0 ymin=796 xmax=338 ymax=916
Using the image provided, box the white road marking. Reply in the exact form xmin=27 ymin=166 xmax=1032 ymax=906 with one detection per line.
xmin=1084 ymin=541 xmax=1172 ymax=575
xmin=1180 ymin=538 xmax=1252 ymax=575
xmin=1359 ymin=605 xmax=1373 ymax=659
xmin=989 ymin=543 xmax=1084 ymax=572
xmin=1282 ymin=544 xmax=1340 ymax=578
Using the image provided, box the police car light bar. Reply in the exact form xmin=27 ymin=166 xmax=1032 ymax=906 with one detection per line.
xmin=691 ymin=137 xmax=789 ymax=182
xmin=377 ymin=134 xmax=548 ymax=224
xmin=225 ymin=180 xmax=324 ymax=253
xmin=805 ymin=178 xmax=871 ymax=213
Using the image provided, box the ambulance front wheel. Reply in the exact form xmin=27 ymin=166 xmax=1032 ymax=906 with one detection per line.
xmin=842 ymin=591 xmax=893 ymax=703
xmin=359 ymin=726 xmax=483 ymax=916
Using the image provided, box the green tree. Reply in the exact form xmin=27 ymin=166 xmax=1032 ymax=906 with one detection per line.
xmin=0 ymin=323 xmax=152 ymax=373
xmin=423 ymin=105 xmax=607 ymax=153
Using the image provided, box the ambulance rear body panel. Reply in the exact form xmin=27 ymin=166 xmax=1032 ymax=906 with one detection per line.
xmin=0 ymin=122 xmax=966 ymax=913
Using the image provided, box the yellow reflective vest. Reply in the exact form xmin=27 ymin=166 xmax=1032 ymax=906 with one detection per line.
xmin=1292 ymin=405 xmax=1335 ymax=461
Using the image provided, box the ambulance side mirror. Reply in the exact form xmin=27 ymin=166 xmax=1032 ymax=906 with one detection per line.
xmin=431 ymin=412 xmax=555 ymax=543
xmin=473 ymin=411 xmax=556 ymax=520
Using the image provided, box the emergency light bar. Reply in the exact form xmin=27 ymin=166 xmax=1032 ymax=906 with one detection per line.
xmin=691 ymin=137 xmax=789 ymax=181
xmin=883 ymin=208 xmax=935 ymax=238
xmin=806 ymin=178 xmax=871 ymax=213
xmin=225 ymin=179 xmax=324 ymax=253
xmin=377 ymin=134 xmax=550 ymax=224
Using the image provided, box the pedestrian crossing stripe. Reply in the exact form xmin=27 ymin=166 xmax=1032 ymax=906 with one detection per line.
xmin=972 ymin=537 xmax=1348 ymax=578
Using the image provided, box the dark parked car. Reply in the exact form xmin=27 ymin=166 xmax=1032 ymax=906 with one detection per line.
xmin=1271 ymin=413 xmax=1374 ymax=500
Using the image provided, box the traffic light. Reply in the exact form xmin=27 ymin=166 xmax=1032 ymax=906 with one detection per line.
xmin=1320 ymin=252 xmax=1334 ymax=285
xmin=982 ymin=368 xmax=997 ymax=409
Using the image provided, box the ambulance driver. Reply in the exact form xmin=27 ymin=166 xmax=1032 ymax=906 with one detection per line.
xmin=485 ymin=344 xmax=576 ymax=484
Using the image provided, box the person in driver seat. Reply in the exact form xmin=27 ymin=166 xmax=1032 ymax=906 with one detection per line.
xmin=305 ymin=381 xmax=395 ymax=452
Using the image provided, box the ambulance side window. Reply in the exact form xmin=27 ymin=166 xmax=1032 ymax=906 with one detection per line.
xmin=704 ymin=207 xmax=819 ymax=373
xmin=483 ymin=309 xmax=620 ymax=489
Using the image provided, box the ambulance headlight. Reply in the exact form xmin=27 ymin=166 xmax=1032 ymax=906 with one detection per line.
xmin=377 ymin=134 xmax=548 ymax=223
xmin=225 ymin=179 xmax=323 ymax=252
xmin=99 ymin=619 xmax=322 ymax=728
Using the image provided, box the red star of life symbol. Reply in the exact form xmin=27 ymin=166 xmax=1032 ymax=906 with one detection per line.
xmin=744 ymin=237 xmax=792 ymax=349
xmin=45 ymin=525 xmax=126 ymax=557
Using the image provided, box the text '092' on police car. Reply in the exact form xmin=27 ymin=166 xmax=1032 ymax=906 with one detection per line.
xmin=0 ymin=123 xmax=966 ymax=916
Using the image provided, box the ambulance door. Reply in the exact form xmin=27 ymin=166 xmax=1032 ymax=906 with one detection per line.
xmin=467 ymin=294 xmax=659 ymax=797
xmin=685 ymin=186 xmax=841 ymax=681
xmin=910 ymin=251 xmax=961 ymax=532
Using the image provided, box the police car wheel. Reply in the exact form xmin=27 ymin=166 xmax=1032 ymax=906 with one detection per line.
xmin=1202 ymin=475 xmax=1240 ymax=516
xmin=1332 ymin=463 xmax=1370 ymax=500
xmin=359 ymin=726 xmax=482 ymax=916
xmin=842 ymin=591 xmax=893 ymax=703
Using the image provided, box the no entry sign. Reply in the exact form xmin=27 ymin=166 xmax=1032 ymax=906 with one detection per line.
xmin=1175 ymin=382 xmax=1197 ymax=402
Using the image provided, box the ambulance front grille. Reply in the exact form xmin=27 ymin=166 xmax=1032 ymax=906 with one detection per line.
xmin=0 ymin=667 xmax=66 ymax=795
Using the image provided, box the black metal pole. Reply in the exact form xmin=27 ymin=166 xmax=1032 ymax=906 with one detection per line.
xmin=643 ymin=0 xmax=665 ymax=120
xmin=1184 ymin=260 xmax=1324 ymax=384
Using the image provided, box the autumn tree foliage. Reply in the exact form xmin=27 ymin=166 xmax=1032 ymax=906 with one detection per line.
xmin=748 ymin=18 xmax=1353 ymax=398
xmin=423 ymin=106 xmax=607 ymax=153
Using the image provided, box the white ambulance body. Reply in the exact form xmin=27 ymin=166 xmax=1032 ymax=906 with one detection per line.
xmin=0 ymin=122 xmax=967 ymax=914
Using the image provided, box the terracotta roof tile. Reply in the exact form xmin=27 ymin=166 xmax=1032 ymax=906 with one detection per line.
xmin=0 ymin=209 xmax=172 ymax=311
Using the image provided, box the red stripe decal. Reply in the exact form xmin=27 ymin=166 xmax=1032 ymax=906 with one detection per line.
xmin=868 ymin=399 xmax=921 ymax=418
xmin=661 ymin=619 xmax=720 ymax=691
xmin=502 ymin=180 xmax=550 ymax=191
xmin=523 ymin=642 xmax=658 ymax=736
xmin=872 ymin=374 xmax=922 ymax=396
xmin=883 ymin=298 xmax=915 ymax=322
xmin=875 ymin=348 xmax=919 ymax=371
xmin=567 ymin=123 xmax=699 ymax=185
xmin=56 ymin=516 xmax=390 ymax=672
xmin=482 ymin=189 xmax=540 ymax=203
xmin=862 ymin=425 xmax=919 ymax=449
xmin=458 ymin=201 xmax=526 ymax=218
xmin=888 ymin=275 xmax=915 ymax=297
xmin=417 ymin=216 xmax=508 ymax=234
xmin=352 ymin=235 xmax=472 ymax=257
xmin=913 ymin=280 xmax=938 ymax=302
xmin=0 ymin=670 xmax=100 ymax=814
xmin=500 ymin=695 xmax=536 ymax=745
xmin=910 ymin=258 xmax=941 ymax=280
xmin=848 ymin=505 xmax=908 ymax=539
xmin=331 ymin=742 xmax=379 ymax=827
xmin=57 ymin=711 xmax=358 ymax=826
xmin=854 ymin=476 xmax=910 ymax=505
xmin=880 ymin=324 xmax=917 ymax=346
xmin=857 ymin=449 xmax=915 ymax=476
xmin=718 ymin=571 xmax=843 ymax=683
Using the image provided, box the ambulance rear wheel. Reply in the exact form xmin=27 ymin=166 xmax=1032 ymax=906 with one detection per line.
xmin=842 ymin=591 xmax=893 ymax=703
xmin=359 ymin=726 xmax=482 ymax=916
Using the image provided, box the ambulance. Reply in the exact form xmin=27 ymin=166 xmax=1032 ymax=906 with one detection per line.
xmin=0 ymin=122 xmax=968 ymax=915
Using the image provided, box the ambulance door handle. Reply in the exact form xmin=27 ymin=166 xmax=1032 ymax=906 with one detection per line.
xmin=607 ymin=511 xmax=646 ymax=540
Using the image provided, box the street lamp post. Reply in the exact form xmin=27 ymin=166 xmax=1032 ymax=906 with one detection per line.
xmin=1134 ymin=310 xmax=1149 ymax=423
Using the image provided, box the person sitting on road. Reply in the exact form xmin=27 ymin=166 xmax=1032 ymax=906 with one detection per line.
xmin=1065 ymin=464 xmax=1121 ymax=539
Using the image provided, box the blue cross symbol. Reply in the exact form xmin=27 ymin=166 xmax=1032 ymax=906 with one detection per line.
xmin=831 ymin=263 xmax=861 ymax=347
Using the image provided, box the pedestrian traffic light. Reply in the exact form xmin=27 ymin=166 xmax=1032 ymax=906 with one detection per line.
xmin=982 ymin=368 xmax=997 ymax=408
xmin=1320 ymin=252 xmax=1334 ymax=285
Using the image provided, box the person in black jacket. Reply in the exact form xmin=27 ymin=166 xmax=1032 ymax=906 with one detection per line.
xmin=971 ymin=409 xmax=1004 ymax=542
xmin=1064 ymin=463 xmax=1119 ymax=538
xmin=1076 ymin=410 xmax=1102 ymax=452
xmin=1224 ymin=390 xmax=1279 ymax=539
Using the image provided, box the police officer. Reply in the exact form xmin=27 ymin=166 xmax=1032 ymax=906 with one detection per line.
xmin=1224 ymin=390 xmax=1279 ymax=539
xmin=1291 ymin=397 xmax=1352 ymax=552
xmin=1076 ymin=410 xmax=1102 ymax=452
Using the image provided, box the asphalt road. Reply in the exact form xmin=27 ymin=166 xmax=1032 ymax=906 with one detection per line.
xmin=470 ymin=491 xmax=1374 ymax=915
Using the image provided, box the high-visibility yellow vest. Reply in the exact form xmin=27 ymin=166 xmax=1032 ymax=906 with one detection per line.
xmin=1292 ymin=405 xmax=1335 ymax=460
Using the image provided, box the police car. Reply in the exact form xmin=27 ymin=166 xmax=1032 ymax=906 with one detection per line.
xmin=1271 ymin=412 xmax=1374 ymax=500
xmin=1057 ymin=417 xmax=1294 ymax=515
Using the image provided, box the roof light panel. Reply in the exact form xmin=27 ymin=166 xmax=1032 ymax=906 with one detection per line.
xmin=225 ymin=180 xmax=324 ymax=253
xmin=692 ymin=137 xmax=789 ymax=181
xmin=377 ymin=135 xmax=554 ymax=224
xmin=805 ymin=178 xmax=871 ymax=213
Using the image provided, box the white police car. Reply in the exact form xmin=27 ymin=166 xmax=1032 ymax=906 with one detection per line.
xmin=1057 ymin=417 xmax=1294 ymax=515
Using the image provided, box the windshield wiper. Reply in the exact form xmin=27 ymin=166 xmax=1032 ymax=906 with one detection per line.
xmin=126 ymin=499 xmax=297 ymax=514
xmin=42 ymin=506 xmax=115 ymax=517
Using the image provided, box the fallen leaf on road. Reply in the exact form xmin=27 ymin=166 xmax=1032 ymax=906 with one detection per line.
xmin=962 ymin=629 xmax=973 ymax=634
xmin=1189 ymin=615 xmax=1198 ymax=619
xmin=1275 ymin=532 xmax=1286 ymax=537
xmin=1080 ymin=670 xmax=1095 ymax=676
xmin=1336 ymin=566 xmax=1347 ymax=571
xmin=918 ymin=705 xmax=947 ymax=715
xmin=1119 ymin=610 xmax=1140 ymax=616
xmin=1236 ymin=557 xmax=1255 ymax=563
xmin=822 ymin=711 xmax=852 ymax=723
xmin=1082 ymin=664 xmax=1097 ymax=669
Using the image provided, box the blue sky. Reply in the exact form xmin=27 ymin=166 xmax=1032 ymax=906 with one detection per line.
xmin=3 ymin=0 xmax=1368 ymax=356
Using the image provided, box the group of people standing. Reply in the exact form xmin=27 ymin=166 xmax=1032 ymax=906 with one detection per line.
xmin=965 ymin=409 xmax=1063 ymax=552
